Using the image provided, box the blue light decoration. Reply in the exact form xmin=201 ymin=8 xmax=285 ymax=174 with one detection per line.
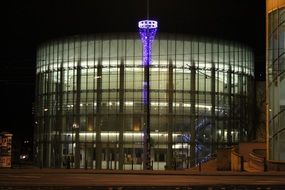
xmin=138 ymin=20 xmax=158 ymax=65
xmin=138 ymin=20 xmax=158 ymax=170
xmin=138 ymin=20 xmax=158 ymax=104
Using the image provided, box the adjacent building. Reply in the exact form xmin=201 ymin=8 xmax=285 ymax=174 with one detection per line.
xmin=0 ymin=132 xmax=13 ymax=168
xmin=266 ymin=0 xmax=285 ymax=168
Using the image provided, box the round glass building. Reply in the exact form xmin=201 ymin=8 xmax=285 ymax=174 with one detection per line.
xmin=34 ymin=33 xmax=254 ymax=170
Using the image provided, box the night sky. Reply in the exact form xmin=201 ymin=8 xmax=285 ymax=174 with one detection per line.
xmin=0 ymin=0 xmax=265 ymax=142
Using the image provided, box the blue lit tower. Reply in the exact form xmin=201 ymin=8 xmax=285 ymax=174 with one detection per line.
xmin=138 ymin=20 xmax=158 ymax=170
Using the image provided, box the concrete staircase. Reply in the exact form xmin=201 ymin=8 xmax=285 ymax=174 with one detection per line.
xmin=243 ymin=161 xmax=262 ymax=172
xmin=186 ymin=159 xmax=218 ymax=172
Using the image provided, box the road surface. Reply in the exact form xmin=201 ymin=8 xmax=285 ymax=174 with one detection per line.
xmin=0 ymin=169 xmax=284 ymax=189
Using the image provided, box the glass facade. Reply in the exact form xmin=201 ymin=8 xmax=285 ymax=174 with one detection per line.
xmin=34 ymin=34 xmax=254 ymax=170
xmin=268 ymin=6 xmax=285 ymax=161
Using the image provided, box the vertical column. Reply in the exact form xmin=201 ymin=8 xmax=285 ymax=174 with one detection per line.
xmin=34 ymin=72 xmax=41 ymax=167
xmin=42 ymin=73 xmax=47 ymax=167
xmin=190 ymin=60 xmax=196 ymax=167
xmin=95 ymin=58 xmax=103 ymax=169
xmin=143 ymin=54 xmax=151 ymax=170
xmin=166 ymin=60 xmax=174 ymax=168
xmin=227 ymin=65 xmax=232 ymax=145
xmin=118 ymin=58 xmax=125 ymax=170
xmin=91 ymin=40 xmax=97 ymax=169
xmin=238 ymin=74 xmax=245 ymax=141
xmin=55 ymin=62 xmax=64 ymax=168
xmin=38 ymin=73 xmax=43 ymax=167
xmin=74 ymin=60 xmax=81 ymax=168
xmin=44 ymin=60 xmax=51 ymax=167
xmin=211 ymin=62 xmax=216 ymax=153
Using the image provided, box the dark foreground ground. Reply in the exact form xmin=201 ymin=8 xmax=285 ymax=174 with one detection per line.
xmin=0 ymin=169 xmax=285 ymax=190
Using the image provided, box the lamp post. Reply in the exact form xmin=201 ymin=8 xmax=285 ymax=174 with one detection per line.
xmin=138 ymin=20 xmax=158 ymax=170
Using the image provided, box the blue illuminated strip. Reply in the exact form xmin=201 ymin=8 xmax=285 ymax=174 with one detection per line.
xmin=138 ymin=20 xmax=158 ymax=104
xmin=138 ymin=20 xmax=158 ymax=67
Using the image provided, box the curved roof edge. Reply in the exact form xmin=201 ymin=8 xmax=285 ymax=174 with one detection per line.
xmin=38 ymin=32 xmax=251 ymax=51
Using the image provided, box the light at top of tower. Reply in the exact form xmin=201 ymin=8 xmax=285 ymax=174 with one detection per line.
xmin=138 ymin=20 xmax=158 ymax=29
xmin=138 ymin=20 xmax=158 ymax=42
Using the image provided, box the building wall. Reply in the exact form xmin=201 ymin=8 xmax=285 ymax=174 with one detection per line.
xmin=34 ymin=33 xmax=254 ymax=170
xmin=266 ymin=0 xmax=285 ymax=163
